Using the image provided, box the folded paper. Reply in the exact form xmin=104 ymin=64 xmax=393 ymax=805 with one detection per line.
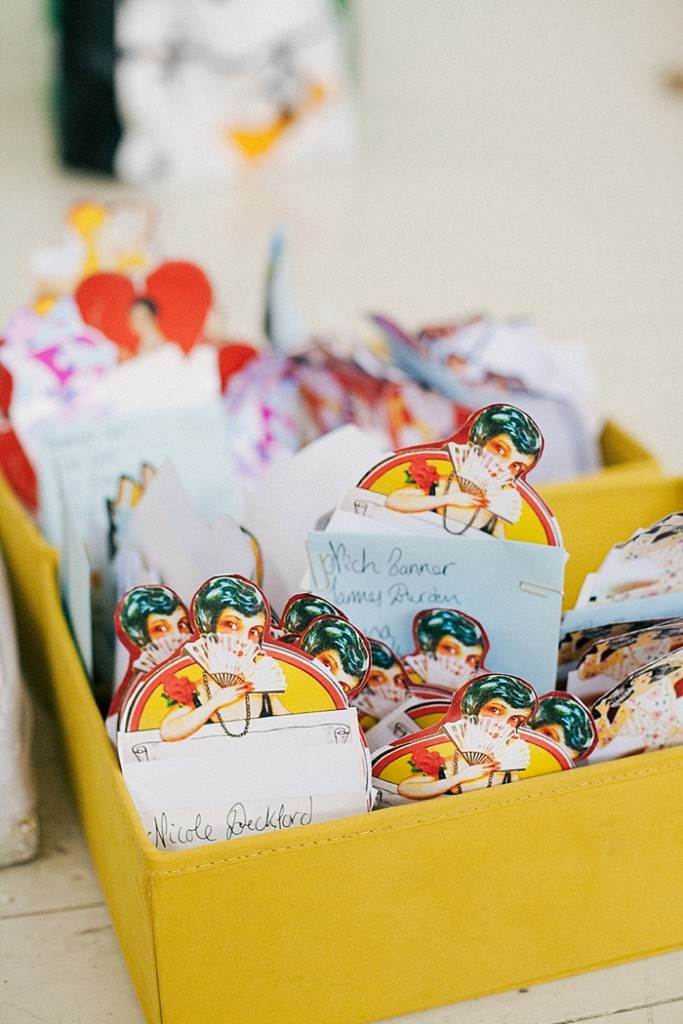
xmin=115 ymin=575 xmax=372 ymax=846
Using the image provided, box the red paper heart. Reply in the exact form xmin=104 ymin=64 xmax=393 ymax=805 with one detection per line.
xmin=217 ymin=342 xmax=258 ymax=392
xmin=75 ymin=262 xmax=213 ymax=358
xmin=0 ymin=360 xmax=37 ymax=511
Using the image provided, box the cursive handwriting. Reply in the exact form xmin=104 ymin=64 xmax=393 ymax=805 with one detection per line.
xmin=328 ymin=580 xmax=383 ymax=608
xmin=150 ymin=812 xmax=216 ymax=850
xmin=318 ymin=542 xmax=379 ymax=587
xmin=317 ymin=541 xmax=457 ymax=595
xmin=387 ymin=546 xmax=456 ymax=578
xmin=387 ymin=582 xmax=460 ymax=606
xmin=225 ymin=797 xmax=314 ymax=840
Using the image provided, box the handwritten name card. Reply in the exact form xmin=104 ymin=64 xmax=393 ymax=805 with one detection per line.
xmin=306 ymin=531 xmax=566 ymax=693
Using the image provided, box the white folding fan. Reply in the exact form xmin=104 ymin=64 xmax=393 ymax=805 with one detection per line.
xmin=133 ymin=634 xmax=186 ymax=674
xmin=355 ymin=678 xmax=408 ymax=720
xmin=403 ymin=653 xmax=476 ymax=691
xmin=184 ymin=634 xmax=286 ymax=693
xmin=447 ymin=442 xmax=522 ymax=525
xmin=444 ymin=716 xmax=531 ymax=772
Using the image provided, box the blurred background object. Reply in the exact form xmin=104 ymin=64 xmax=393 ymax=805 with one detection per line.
xmin=55 ymin=0 xmax=354 ymax=181
xmin=1 ymin=0 xmax=682 ymax=473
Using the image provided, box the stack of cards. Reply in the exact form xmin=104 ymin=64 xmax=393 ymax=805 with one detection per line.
xmin=4 ymin=203 xmax=676 ymax=852
xmin=560 ymin=514 xmax=683 ymax=763
xmin=111 ymin=575 xmax=373 ymax=849
xmin=306 ymin=404 xmax=567 ymax=695
xmin=370 ymin=675 xmax=596 ymax=808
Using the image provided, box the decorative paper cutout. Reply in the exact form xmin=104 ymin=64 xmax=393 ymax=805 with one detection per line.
xmin=1 ymin=298 xmax=117 ymax=420
xmin=110 ymin=583 xmax=192 ymax=724
xmin=353 ymin=639 xmax=412 ymax=731
xmin=528 ymin=691 xmax=597 ymax=762
xmin=364 ymin=696 xmax=450 ymax=752
xmin=217 ymin=342 xmax=259 ymax=393
xmin=75 ymin=262 xmax=213 ymax=358
xmin=340 ymin=404 xmax=561 ymax=545
xmin=297 ymin=614 xmax=371 ymax=701
xmin=578 ymin=513 xmax=683 ymax=607
xmin=30 ymin=200 xmax=154 ymax=306
xmin=563 ymin=513 xmax=683 ymax=635
xmin=591 ymin=649 xmax=683 ymax=760
xmin=279 ymin=592 xmax=346 ymax=638
xmin=0 ymin=361 xmax=37 ymax=510
xmin=401 ymin=607 xmax=490 ymax=694
xmin=106 ymin=463 xmax=156 ymax=558
xmin=372 ymin=314 xmax=602 ymax=483
xmin=371 ymin=673 xmax=572 ymax=806
xmin=118 ymin=576 xmax=351 ymax=740
xmin=567 ymin=619 xmax=683 ymax=706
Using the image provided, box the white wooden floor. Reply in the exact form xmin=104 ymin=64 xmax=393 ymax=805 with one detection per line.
xmin=1 ymin=3 xmax=683 ymax=1022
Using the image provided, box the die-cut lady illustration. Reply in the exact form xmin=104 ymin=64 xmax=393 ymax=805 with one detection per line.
xmin=352 ymin=639 xmax=412 ymax=729
xmin=160 ymin=576 xmax=282 ymax=740
xmin=371 ymin=674 xmax=573 ymax=806
xmin=386 ymin=405 xmax=540 ymax=538
xmin=118 ymin=576 xmax=351 ymax=741
xmin=120 ymin=584 xmax=191 ymax=656
xmin=402 ymin=608 xmax=489 ymax=694
xmin=109 ymin=585 xmax=192 ymax=728
xmin=279 ymin=593 xmax=345 ymax=640
xmin=298 ymin=615 xmax=371 ymax=700
xmin=528 ymin=692 xmax=597 ymax=761
xmin=343 ymin=403 xmax=561 ymax=545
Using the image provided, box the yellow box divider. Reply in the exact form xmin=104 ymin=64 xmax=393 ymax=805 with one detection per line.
xmin=540 ymin=420 xmax=662 ymax=606
xmin=3 ymin=425 xmax=683 ymax=1024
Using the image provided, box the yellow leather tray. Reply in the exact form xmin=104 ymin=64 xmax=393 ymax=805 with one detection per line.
xmin=2 ymin=423 xmax=682 ymax=1024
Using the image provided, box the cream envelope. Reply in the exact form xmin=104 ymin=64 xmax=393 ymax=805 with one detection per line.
xmin=121 ymin=712 xmax=371 ymax=850
xmin=125 ymin=781 xmax=368 ymax=851
xmin=125 ymin=461 xmax=256 ymax=604
xmin=120 ymin=723 xmax=368 ymax=792
xmin=365 ymin=697 xmax=448 ymax=752
xmin=243 ymin=426 xmax=385 ymax=612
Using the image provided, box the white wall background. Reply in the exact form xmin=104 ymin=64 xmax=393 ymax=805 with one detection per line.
xmin=0 ymin=0 xmax=681 ymax=466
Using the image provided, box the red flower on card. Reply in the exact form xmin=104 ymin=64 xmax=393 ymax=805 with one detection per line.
xmin=162 ymin=676 xmax=196 ymax=708
xmin=407 ymin=458 xmax=439 ymax=492
xmin=409 ymin=748 xmax=446 ymax=776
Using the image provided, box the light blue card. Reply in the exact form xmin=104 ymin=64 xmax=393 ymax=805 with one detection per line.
xmin=306 ymin=531 xmax=567 ymax=694
xmin=562 ymin=593 xmax=683 ymax=635
xmin=34 ymin=400 xmax=239 ymax=553
xmin=60 ymin=491 xmax=93 ymax=680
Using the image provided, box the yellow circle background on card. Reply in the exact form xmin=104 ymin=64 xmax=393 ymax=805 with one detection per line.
xmin=134 ymin=659 xmax=341 ymax=731
xmin=412 ymin=710 xmax=449 ymax=730
xmin=377 ymin=737 xmax=566 ymax=787
xmin=363 ymin=457 xmax=549 ymax=545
